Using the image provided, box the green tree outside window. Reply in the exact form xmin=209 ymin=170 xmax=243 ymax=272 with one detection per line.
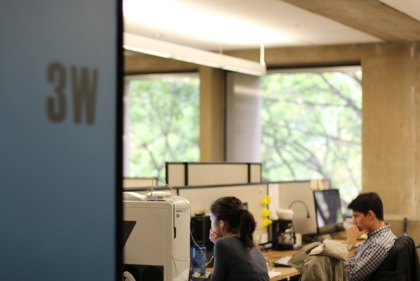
xmin=126 ymin=74 xmax=200 ymax=180
xmin=260 ymin=68 xmax=362 ymax=203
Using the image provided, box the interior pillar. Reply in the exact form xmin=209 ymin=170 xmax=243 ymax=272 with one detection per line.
xmin=199 ymin=66 xmax=226 ymax=162
xmin=362 ymin=42 xmax=420 ymax=237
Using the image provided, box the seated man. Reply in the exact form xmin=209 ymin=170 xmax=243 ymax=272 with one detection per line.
xmin=346 ymin=192 xmax=396 ymax=281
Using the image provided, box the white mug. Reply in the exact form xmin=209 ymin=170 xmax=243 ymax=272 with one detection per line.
xmin=295 ymin=233 xmax=302 ymax=247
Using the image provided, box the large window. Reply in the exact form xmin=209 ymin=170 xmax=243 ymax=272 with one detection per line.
xmin=260 ymin=67 xmax=362 ymax=202
xmin=124 ymin=73 xmax=200 ymax=180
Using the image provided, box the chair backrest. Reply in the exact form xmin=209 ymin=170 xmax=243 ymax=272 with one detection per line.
xmin=370 ymin=236 xmax=420 ymax=281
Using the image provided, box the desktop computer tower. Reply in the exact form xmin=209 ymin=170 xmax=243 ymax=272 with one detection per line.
xmin=190 ymin=216 xmax=213 ymax=263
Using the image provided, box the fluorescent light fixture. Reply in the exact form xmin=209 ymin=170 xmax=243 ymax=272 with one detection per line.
xmin=124 ymin=33 xmax=266 ymax=76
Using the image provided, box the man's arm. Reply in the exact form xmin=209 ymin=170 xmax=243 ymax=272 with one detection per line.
xmin=346 ymin=225 xmax=367 ymax=258
xmin=347 ymin=243 xmax=389 ymax=281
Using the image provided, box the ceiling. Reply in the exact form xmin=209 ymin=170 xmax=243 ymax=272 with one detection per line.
xmin=379 ymin=0 xmax=420 ymax=23
xmin=123 ymin=0 xmax=420 ymax=53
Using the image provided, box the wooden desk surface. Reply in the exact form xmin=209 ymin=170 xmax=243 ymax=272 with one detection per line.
xmin=207 ymin=240 xmax=351 ymax=281
xmin=262 ymin=249 xmax=300 ymax=281
xmin=206 ymin=249 xmax=300 ymax=281
xmin=262 ymin=239 xmax=352 ymax=280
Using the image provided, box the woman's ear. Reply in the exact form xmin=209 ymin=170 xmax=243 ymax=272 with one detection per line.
xmin=219 ymin=220 xmax=225 ymax=229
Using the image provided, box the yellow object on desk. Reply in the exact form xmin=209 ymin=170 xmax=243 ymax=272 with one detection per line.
xmin=262 ymin=217 xmax=273 ymax=228
xmin=260 ymin=196 xmax=271 ymax=206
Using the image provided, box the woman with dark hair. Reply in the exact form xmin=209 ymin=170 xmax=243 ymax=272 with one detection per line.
xmin=208 ymin=197 xmax=269 ymax=281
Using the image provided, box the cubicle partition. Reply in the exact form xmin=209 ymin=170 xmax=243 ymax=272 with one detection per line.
xmin=268 ymin=180 xmax=331 ymax=237
xmin=178 ymin=183 xmax=268 ymax=239
xmin=123 ymin=177 xmax=157 ymax=189
xmin=126 ymin=164 xmax=331 ymax=244
xmin=123 ymin=182 xmax=269 ymax=242
xmin=166 ymin=162 xmax=262 ymax=187
xmin=123 ymin=178 xmax=332 ymax=245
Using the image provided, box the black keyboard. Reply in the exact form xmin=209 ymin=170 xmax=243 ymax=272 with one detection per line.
xmin=273 ymin=256 xmax=292 ymax=267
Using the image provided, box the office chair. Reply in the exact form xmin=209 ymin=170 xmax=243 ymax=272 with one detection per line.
xmin=370 ymin=236 xmax=420 ymax=281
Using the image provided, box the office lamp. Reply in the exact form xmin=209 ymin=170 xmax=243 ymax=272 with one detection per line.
xmin=288 ymin=200 xmax=311 ymax=218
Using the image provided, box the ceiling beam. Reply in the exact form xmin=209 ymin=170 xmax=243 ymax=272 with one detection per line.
xmin=280 ymin=0 xmax=420 ymax=42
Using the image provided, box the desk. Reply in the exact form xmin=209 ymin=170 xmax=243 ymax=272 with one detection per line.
xmin=205 ymin=249 xmax=300 ymax=281
xmin=262 ymin=249 xmax=300 ymax=281
xmin=263 ymin=238 xmax=359 ymax=281
xmin=206 ymin=239 xmax=353 ymax=281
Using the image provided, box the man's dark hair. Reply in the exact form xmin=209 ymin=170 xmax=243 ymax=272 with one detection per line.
xmin=348 ymin=192 xmax=384 ymax=220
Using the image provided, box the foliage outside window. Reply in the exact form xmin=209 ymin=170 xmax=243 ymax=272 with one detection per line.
xmin=260 ymin=67 xmax=362 ymax=203
xmin=125 ymin=74 xmax=200 ymax=180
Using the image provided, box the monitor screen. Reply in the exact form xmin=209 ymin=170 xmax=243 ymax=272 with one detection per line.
xmin=313 ymin=189 xmax=344 ymax=235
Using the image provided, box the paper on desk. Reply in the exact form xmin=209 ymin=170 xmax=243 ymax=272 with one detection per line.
xmin=268 ymin=271 xmax=281 ymax=278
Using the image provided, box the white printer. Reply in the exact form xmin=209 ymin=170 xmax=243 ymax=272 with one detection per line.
xmin=123 ymin=191 xmax=190 ymax=281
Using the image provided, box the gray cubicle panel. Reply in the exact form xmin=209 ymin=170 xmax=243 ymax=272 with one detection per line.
xmin=178 ymin=183 xmax=268 ymax=239
xmin=123 ymin=177 xmax=157 ymax=189
xmin=166 ymin=162 xmax=262 ymax=186
xmin=268 ymin=180 xmax=331 ymax=236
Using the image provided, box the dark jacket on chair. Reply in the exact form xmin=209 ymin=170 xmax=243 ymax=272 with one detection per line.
xmin=370 ymin=236 xmax=420 ymax=281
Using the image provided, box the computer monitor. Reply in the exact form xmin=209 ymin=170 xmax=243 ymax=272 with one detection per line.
xmin=313 ymin=189 xmax=344 ymax=235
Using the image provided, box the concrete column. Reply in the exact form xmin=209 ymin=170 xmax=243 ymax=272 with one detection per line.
xmin=226 ymin=72 xmax=261 ymax=162
xmin=362 ymin=43 xmax=420 ymax=235
xmin=199 ymin=66 xmax=226 ymax=161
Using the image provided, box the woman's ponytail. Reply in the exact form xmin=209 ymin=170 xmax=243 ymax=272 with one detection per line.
xmin=238 ymin=209 xmax=256 ymax=248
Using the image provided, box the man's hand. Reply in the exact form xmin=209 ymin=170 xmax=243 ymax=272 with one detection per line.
xmin=346 ymin=225 xmax=368 ymax=257
xmin=346 ymin=225 xmax=368 ymax=244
